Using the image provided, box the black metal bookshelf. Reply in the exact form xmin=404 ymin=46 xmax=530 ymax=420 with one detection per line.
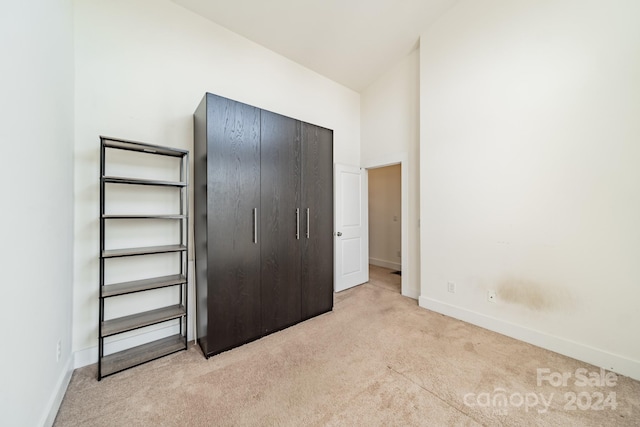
xmin=98 ymin=136 xmax=189 ymax=380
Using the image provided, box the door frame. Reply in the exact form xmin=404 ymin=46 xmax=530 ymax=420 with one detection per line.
xmin=362 ymin=152 xmax=410 ymax=298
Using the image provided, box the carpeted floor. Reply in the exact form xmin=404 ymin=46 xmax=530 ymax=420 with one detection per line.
xmin=55 ymin=265 xmax=639 ymax=426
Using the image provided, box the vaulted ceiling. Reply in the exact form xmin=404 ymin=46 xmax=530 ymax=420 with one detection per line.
xmin=172 ymin=0 xmax=459 ymax=92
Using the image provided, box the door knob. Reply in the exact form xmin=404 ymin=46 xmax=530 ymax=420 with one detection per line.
xmin=336 ymin=232 xmax=342 ymax=236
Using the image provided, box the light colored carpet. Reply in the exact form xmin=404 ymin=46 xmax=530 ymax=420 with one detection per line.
xmin=55 ymin=266 xmax=639 ymax=426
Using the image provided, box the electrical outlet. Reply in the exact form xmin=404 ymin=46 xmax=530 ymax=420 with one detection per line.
xmin=56 ymin=340 xmax=61 ymax=362
xmin=487 ymin=290 xmax=496 ymax=303
xmin=447 ymin=281 xmax=456 ymax=293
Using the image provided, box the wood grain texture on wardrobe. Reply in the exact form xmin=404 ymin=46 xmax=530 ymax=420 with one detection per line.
xmin=260 ymin=110 xmax=302 ymax=334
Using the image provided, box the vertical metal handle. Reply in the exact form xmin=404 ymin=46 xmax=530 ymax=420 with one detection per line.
xmin=306 ymin=208 xmax=310 ymax=239
xmin=253 ymin=208 xmax=258 ymax=243
xmin=296 ymin=208 xmax=300 ymax=239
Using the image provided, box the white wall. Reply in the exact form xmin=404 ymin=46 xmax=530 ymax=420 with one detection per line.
xmin=0 ymin=0 xmax=75 ymax=425
xmin=420 ymin=0 xmax=640 ymax=379
xmin=369 ymin=165 xmax=402 ymax=270
xmin=361 ymin=49 xmax=420 ymax=298
xmin=73 ymin=0 xmax=360 ymax=356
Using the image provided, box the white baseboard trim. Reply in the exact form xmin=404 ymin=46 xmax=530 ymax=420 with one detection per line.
xmin=41 ymin=355 xmax=73 ymax=427
xmin=369 ymin=257 xmax=401 ymax=271
xmin=419 ymin=296 xmax=640 ymax=381
xmin=402 ymin=287 xmax=420 ymax=300
xmin=74 ymin=346 xmax=98 ymax=369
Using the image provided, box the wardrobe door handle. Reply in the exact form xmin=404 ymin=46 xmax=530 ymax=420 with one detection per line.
xmin=306 ymin=208 xmax=310 ymax=239
xmin=253 ymin=208 xmax=258 ymax=244
xmin=296 ymin=208 xmax=300 ymax=239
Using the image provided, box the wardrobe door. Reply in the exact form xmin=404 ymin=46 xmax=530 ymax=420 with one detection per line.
xmin=206 ymin=94 xmax=262 ymax=355
xmin=301 ymin=123 xmax=334 ymax=319
xmin=260 ymin=110 xmax=301 ymax=333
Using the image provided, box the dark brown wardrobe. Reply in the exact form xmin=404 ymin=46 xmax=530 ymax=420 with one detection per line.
xmin=193 ymin=93 xmax=334 ymax=358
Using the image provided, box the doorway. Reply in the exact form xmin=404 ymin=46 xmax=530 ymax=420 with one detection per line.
xmin=368 ymin=164 xmax=402 ymax=294
xmin=363 ymin=152 xmax=410 ymax=297
xmin=334 ymin=154 xmax=411 ymax=296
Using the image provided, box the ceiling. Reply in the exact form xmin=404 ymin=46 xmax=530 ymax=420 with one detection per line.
xmin=172 ymin=0 xmax=459 ymax=92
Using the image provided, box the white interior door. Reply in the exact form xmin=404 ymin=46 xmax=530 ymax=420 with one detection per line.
xmin=334 ymin=164 xmax=368 ymax=292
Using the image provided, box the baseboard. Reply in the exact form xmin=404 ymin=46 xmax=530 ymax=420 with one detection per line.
xmin=402 ymin=286 xmax=420 ymax=300
xmin=419 ymin=296 xmax=640 ymax=381
xmin=369 ymin=257 xmax=401 ymax=271
xmin=74 ymin=345 xmax=98 ymax=369
xmin=41 ymin=355 xmax=73 ymax=427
